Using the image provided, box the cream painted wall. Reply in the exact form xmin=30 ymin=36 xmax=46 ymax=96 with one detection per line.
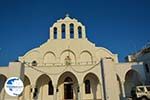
xmin=0 ymin=16 xmax=146 ymax=100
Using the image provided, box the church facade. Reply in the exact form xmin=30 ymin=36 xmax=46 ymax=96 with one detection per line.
xmin=0 ymin=16 xmax=147 ymax=100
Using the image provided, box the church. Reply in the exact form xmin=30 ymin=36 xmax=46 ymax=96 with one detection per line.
xmin=0 ymin=15 xmax=147 ymax=100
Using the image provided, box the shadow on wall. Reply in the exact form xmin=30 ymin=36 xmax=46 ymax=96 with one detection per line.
xmin=35 ymin=74 xmax=52 ymax=100
xmin=124 ymin=69 xmax=143 ymax=97
xmin=116 ymin=74 xmax=123 ymax=100
xmin=92 ymin=80 xmax=98 ymax=100
xmin=0 ymin=74 xmax=7 ymax=100
xmin=84 ymin=73 xmax=101 ymax=100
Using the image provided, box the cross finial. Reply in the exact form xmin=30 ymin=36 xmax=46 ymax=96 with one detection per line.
xmin=66 ymin=13 xmax=69 ymax=17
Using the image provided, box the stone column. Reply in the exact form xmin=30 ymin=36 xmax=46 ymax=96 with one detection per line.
xmin=66 ymin=24 xmax=70 ymax=39
xmin=53 ymin=84 xmax=57 ymax=100
xmin=78 ymin=83 xmax=83 ymax=100
xmin=57 ymin=24 xmax=61 ymax=39
xmin=121 ymin=81 xmax=126 ymax=99
xmin=31 ymin=84 xmax=36 ymax=100
xmin=50 ymin=27 xmax=54 ymax=39
xmin=82 ymin=26 xmax=86 ymax=38
xmin=74 ymin=24 xmax=78 ymax=39
xmin=1 ymin=88 xmax=5 ymax=100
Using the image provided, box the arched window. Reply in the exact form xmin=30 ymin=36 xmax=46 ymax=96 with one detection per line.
xmin=84 ymin=80 xmax=91 ymax=94
xmin=48 ymin=81 xmax=54 ymax=95
xmin=61 ymin=24 xmax=66 ymax=39
xmin=70 ymin=23 xmax=74 ymax=39
xmin=32 ymin=61 xmax=37 ymax=66
xmin=78 ymin=26 xmax=82 ymax=38
xmin=54 ymin=27 xmax=57 ymax=39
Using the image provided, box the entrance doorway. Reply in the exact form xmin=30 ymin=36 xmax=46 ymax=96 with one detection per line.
xmin=64 ymin=77 xmax=73 ymax=99
xmin=57 ymin=72 xmax=79 ymax=100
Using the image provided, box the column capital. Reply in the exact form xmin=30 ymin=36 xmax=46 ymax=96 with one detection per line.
xmin=121 ymin=79 xmax=125 ymax=83
xmin=52 ymin=84 xmax=57 ymax=87
xmin=78 ymin=82 xmax=83 ymax=85
xmin=31 ymin=84 xmax=36 ymax=88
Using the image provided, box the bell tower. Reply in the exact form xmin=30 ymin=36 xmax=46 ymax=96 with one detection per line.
xmin=49 ymin=15 xmax=86 ymax=40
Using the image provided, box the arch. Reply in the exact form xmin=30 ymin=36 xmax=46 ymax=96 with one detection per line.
xmin=70 ymin=23 xmax=74 ymax=39
xmin=54 ymin=27 xmax=57 ymax=39
xmin=43 ymin=52 xmax=56 ymax=64
xmin=0 ymin=74 xmax=7 ymax=100
xmin=35 ymin=74 xmax=53 ymax=100
xmin=23 ymin=50 xmax=41 ymax=64
xmin=80 ymin=50 xmax=93 ymax=63
xmin=60 ymin=50 xmax=76 ymax=64
xmin=64 ymin=77 xmax=73 ymax=82
xmin=23 ymin=49 xmax=42 ymax=59
xmin=96 ymin=47 xmax=114 ymax=57
xmin=116 ymin=74 xmax=123 ymax=100
xmin=20 ymin=75 xmax=31 ymax=100
xmin=78 ymin=26 xmax=82 ymax=38
xmin=57 ymin=71 xmax=79 ymax=100
xmin=61 ymin=24 xmax=66 ymax=39
xmin=24 ymin=75 xmax=31 ymax=86
xmin=83 ymin=73 xmax=102 ymax=100
xmin=124 ymin=69 xmax=143 ymax=97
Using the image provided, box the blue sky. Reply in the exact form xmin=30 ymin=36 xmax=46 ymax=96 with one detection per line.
xmin=0 ymin=0 xmax=150 ymax=66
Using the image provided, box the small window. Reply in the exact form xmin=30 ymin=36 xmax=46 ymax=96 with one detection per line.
xmin=70 ymin=23 xmax=74 ymax=38
xmin=32 ymin=61 xmax=37 ymax=66
xmin=145 ymin=64 xmax=149 ymax=73
xmin=48 ymin=81 xmax=54 ymax=95
xmin=54 ymin=27 xmax=57 ymax=39
xmin=78 ymin=26 xmax=82 ymax=38
xmin=61 ymin=24 xmax=66 ymax=39
xmin=85 ymin=80 xmax=91 ymax=94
